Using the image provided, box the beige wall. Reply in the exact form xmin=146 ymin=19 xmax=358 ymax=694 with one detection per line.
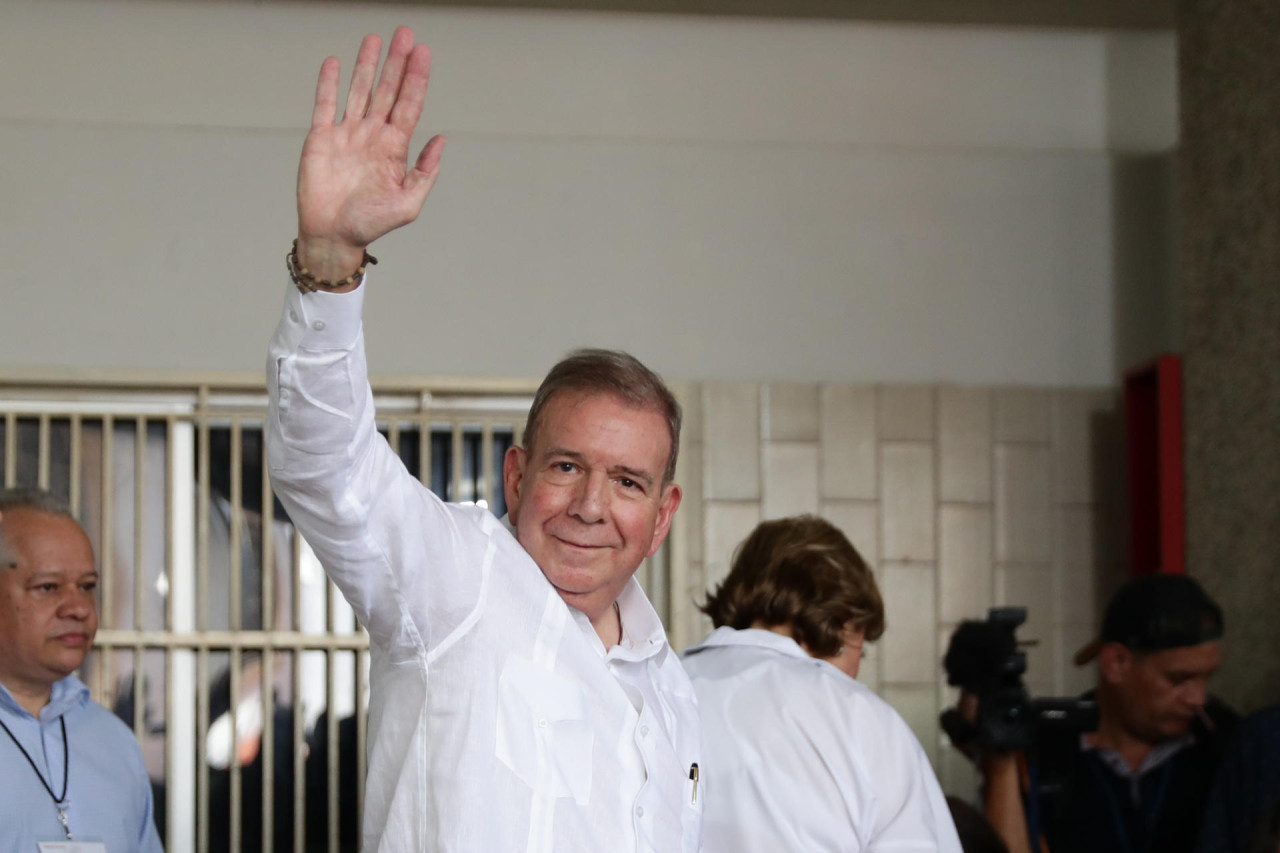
xmin=671 ymin=380 xmax=1126 ymax=795
xmin=2 ymin=0 xmax=1175 ymax=385
xmin=2 ymin=0 xmax=1177 ymax=796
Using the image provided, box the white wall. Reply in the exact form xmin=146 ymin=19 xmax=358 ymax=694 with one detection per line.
xmin=0 ymin=0 xmax=1175 ymax=385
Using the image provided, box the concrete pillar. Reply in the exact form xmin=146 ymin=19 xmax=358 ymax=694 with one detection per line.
xmin=1178 ymin=0 xmax=1280 ymax=711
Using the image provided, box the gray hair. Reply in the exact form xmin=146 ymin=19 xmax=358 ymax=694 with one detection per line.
xmin=523 ymin=348 xmax=682 ymax=485
xmin=0 ymin=487 xmax=76 ymax=568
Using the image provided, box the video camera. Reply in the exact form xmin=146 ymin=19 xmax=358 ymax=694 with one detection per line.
xmin=940 ymin=607 xmax=1098 ymax=753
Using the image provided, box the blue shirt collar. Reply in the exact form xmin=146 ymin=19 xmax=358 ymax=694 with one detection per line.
xmin=0 ymin=674 xmax=90 ymax=722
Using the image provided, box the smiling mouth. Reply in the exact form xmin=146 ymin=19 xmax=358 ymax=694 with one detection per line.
xmin=554 ymin=536 xmax=611 ymax=550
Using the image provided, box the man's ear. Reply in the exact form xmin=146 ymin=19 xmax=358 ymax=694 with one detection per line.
xmin=645 ymin=483 xmax=683 ymax=558
xmin=502 ymin=445 xmax=528 ymax=524
xmin=1098 ymin=642 xmax=1132 ymax=686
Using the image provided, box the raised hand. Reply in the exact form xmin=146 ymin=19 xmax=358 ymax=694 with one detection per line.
xmin=295 ymin=27 xmax=445 ymax=284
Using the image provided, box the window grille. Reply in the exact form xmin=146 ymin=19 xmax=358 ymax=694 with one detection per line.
xmin=0 ymin=373 xmax=682 ymax=853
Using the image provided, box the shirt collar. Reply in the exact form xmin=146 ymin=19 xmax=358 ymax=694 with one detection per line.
xmin=1080 ymin=732 xmax=1194 ymax=779
xmin=565 ymin=577 xmax=670 ymax=663
xmin=499 ymin=513 xmax=517 ymax=538
xmin=498 ymin=515 xmax=668 ymax=663
xmin=684 ymin=625 xmax=811 ymax=660
xmin=0 ymin=674 xmax=90 ymax=722
xmin=606 ymin=577 xmax=668 ymax=662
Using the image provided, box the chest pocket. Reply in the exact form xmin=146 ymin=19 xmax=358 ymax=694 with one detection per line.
xmin=495 ymin=655 xmax=594 ymax=804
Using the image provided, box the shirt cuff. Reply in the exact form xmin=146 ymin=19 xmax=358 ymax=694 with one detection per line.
xmin=281 ymin=274 xmax=367 ymax=351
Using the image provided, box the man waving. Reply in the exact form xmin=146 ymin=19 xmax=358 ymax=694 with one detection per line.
xmin=266 ymin=27 xmax=701 ymax=853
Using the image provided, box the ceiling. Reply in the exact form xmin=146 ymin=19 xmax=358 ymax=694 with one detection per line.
xmin=345 ymin=0 xmax=1174 ymax=28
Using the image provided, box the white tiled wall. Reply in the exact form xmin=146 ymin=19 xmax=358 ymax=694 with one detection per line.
xmin=882 ymin=443 xmax=936 ymax=561
xmin=819 ymin=385 xmax=878 ymax=500
xmin=676 ymin=380 xmax=1126 ymax=796
xmin=939 ymin=505 xmax=994 ymax=623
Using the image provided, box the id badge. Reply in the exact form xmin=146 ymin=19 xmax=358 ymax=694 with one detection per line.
xmin=37 ymin=843 xmax=108 ymax=853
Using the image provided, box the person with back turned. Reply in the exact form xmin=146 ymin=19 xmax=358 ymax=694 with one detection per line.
xmin=0 ymin=487 xmax=163 ymax=852
xmin=680 ymin=514 xmax=961 ymax=851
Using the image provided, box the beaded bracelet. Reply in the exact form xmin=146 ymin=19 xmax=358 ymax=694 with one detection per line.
xmin=287 ymin=239 xmax=377 ymax=293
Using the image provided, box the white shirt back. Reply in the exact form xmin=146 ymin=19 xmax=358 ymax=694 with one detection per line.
xmin=682 ymin=627 xmax=961 ymax=852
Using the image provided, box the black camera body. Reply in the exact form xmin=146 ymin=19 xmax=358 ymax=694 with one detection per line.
xmin=941 ymin=607 xmax=1098 ymax=753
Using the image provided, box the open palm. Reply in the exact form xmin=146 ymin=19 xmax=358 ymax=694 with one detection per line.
xmin=296 ymin=27 xmax=444 ymax=279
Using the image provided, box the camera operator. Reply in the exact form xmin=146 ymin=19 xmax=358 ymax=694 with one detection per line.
xmin=945 ymin=574 xmax=1237 ymax=853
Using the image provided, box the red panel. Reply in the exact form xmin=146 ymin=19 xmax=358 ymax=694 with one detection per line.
xmin=1156 ymin=356 xmax=1185 ymax=575
xmin=1123 ymin=354 xmax=1185 ymax=576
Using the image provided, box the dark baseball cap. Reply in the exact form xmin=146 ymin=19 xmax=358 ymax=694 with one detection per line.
xmin=1074 ymin=574 xmax=1224 ymax=666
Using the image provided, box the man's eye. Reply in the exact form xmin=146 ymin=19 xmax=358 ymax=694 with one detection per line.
xmin=38 ymin=583 xmax=57 ymax=593
xmin=554 ymin=462 xmax=576 ymax=473
xmin=619 ymin=478 xmax=638 ymax=490
xmin=81 ymin=582 xmax=98 ymax=593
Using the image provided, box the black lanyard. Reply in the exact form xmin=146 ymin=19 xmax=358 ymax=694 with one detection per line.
xmin=0 ymin=714 xmax=72 ymax=839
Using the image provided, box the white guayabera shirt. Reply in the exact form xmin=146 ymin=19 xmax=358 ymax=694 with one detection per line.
xmin=682 ymin=628 xmax=962 ymax=853
xmin=266 ymin=283 xmax=703 ymax=853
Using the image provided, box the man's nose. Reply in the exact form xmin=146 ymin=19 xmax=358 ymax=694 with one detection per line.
xmin=568 ymin=471 xmax=608 ymax=522
xmin=58 ymin=587 xmax=95 ymax=621
xmin=1184 ymin=679 xmax=1209 ymax=709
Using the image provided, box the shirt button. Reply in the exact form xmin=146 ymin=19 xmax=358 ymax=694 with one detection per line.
xmin=279 ymin=389 xmax=290 ymax=401
xmin=538 ymin=719 xmax=548 ymax=728
xmin=636 ymin=806 xmax=644 ymax=818
xmin=288 ymin=310 xmax=299 ymax=323
xmin=640 ymin=725 xmax=649 ymax=736
xmin=313 ymin=320 xmax=326 ymax=331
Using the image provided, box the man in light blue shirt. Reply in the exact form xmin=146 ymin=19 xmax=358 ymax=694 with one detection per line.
xmin=0 ymin=488 xmax=162 ymax=852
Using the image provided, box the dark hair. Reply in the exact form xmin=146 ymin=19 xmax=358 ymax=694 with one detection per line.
xmin=1102 ymin=573 xmax=1223 ymax=650
xmin=700 ymin=515 xmax=884 ymax=657
xmin=523 ymin=348 xmax=682 ymax=484
xmin=1076 ymin=573 xmax=1224 ymax=664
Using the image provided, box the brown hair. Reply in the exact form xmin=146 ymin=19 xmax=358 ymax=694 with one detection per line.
xmin=701 ymin=514 xmax=885 ymax=657
xmin=523 ymin=348 xmax=682 ymax=484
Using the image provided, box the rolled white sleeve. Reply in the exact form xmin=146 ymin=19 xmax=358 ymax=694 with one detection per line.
xmin=265 ymin=280 xmax=485 ymax=653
